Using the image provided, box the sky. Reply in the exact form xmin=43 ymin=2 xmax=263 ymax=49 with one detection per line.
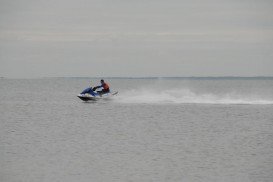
xmin=0 ymin=0 xmax=273 ymax=78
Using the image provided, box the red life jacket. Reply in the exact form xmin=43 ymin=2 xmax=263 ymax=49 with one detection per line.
xmin=103 ymin=83 xmax=109 ymax=90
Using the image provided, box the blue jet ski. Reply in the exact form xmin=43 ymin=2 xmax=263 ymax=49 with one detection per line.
xmin=77 ymin=87 xmax=118 ymax=101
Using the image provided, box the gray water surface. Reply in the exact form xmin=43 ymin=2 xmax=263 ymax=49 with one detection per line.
xmin=1 ymin=78 xmax=273 ymax=182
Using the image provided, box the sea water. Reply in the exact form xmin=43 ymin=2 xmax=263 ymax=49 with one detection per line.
xmin=1 ymin=78 xmax=273 ymax=182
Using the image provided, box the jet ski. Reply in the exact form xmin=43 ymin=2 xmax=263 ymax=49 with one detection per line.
xmin=77 ymin=87 xmax=118 ymax=101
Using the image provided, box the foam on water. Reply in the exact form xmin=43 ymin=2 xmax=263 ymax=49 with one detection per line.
xmin=116 ymin=88 xmax=273 ymax=104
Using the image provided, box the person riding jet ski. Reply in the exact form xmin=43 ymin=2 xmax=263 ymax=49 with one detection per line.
xmin=92 ymin=79 xmax=110 ymax=95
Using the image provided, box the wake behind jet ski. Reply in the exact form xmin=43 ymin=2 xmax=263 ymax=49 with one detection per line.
xmin=77 ymin=80 xmax=118 ymax=101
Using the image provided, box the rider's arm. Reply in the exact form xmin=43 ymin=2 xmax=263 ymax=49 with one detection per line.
xmin=93 ymin=85 xmax=103 ymax=91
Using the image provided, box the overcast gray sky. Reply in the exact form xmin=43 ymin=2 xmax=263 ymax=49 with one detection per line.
xmin=0 ymin=0 xmax=273 ymax=78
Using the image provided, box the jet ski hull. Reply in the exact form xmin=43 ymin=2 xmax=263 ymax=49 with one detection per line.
xmin=77 ymin=91 xmax=118 ymax=101
xmin=77 ymin=94 xmax=97 ymax=101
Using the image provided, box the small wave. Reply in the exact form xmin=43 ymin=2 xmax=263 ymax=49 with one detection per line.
xmin=115 ymin=88 xmax=273 ymax=105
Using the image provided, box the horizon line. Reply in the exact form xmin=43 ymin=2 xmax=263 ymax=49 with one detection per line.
xmin=1 ymin=76 xmax=273 ymax=79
